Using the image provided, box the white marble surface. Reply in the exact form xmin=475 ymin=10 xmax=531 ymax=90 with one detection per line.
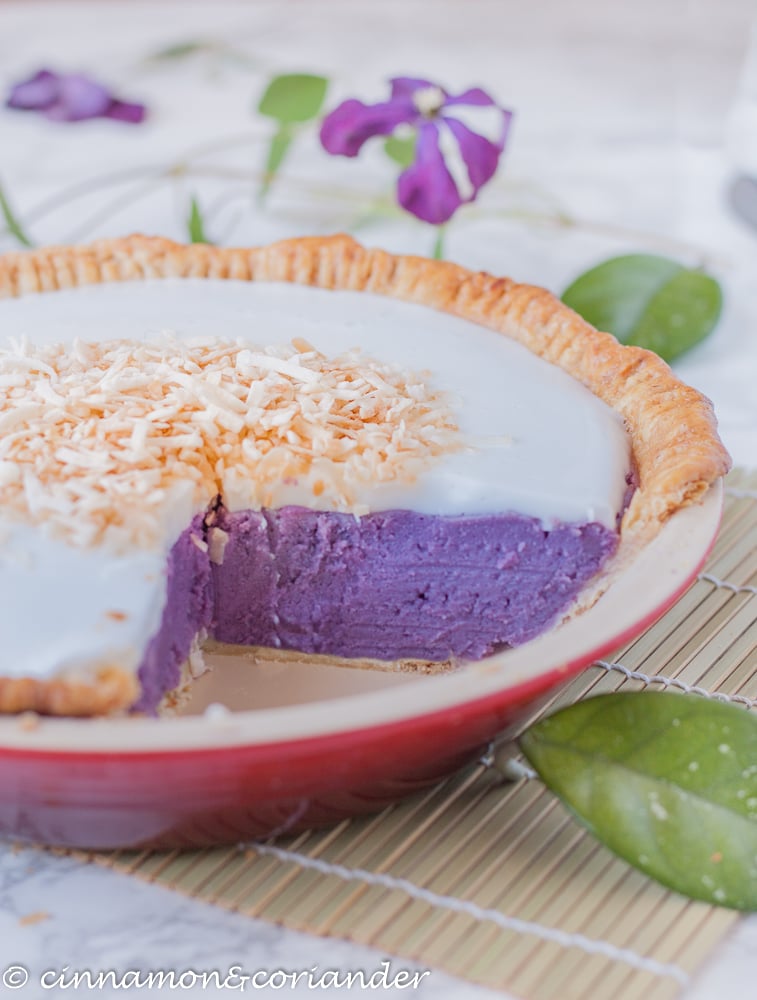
xmin=0 ymin=2 xmax=756 ymax=997
xmin=0 ymin=843 xmax=500 ymax=998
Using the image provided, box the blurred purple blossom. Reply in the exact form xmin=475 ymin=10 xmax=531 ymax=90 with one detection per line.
xmin=320 ymin=77 xmax=512 ymax=225
xmin=6 ymin=69 xmax=146 ymax=124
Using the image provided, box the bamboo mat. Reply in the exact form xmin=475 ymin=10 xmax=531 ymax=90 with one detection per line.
xmin=73 ymin=469 xmax=757 ymax=999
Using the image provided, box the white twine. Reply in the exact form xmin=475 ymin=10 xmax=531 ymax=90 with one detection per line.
xmin=245 ymin=842 xmax=689 ymax=984
xmin=698 ymin=572 xmax=757 ymax=596
xmin=595 ymin=660 xmax=757 ymax=708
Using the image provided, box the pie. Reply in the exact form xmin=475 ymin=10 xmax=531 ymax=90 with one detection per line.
xmin=0 ymin=235 xmax=731 ymax=716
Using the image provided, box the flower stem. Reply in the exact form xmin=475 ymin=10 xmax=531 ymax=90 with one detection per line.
xmin=0 ymin=182 xmax=33 ymax=247
xmin=431 ymin=225 xmax=446 ymax=260
xmin=259 ymin=125 xmax=294 ymax=203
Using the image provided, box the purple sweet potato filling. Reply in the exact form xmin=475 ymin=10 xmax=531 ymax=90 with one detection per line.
xmin=213 ymin=507 xmax=617 ymax=660
xmin=134 ymin=506 xmax=618 ymax=713
xmin=132 ymin=515 xmax=214 ymax=714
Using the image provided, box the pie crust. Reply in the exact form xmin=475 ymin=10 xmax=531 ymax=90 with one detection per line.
xmin=0 ymin=235 xmax=732 ymax=716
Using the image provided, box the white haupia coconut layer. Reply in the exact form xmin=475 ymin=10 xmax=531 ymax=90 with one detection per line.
xmin=0 ymin=279 xmax=630 ymax=681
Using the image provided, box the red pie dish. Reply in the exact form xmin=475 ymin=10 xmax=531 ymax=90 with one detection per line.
xmin=0 ymin=236 xmax=729 ymax=847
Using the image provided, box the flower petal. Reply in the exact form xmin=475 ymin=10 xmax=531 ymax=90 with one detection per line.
xmin=43 ymin=74 xmax=112 ymax=121
xmin=6 ymin=69 xmax=60 ymax=110
xmin=389 ymin=77 xmax=440 ymax=101
xmin=445 ymin=86 xmax=498 ymax=108
xmin=443 ymin=99 xmax=511 ymax=148
xmin=396 ymin=122 xmax=463 ymax=225
xmin=320 ymin=98 xmax=416 ymax=157
xmin=442 ymin=115 xmax=509 ymax=192
xmin=105 ymin=99 xmax=147 ymax=124
xmin=6 ymin=69 xmax=147 ymax=125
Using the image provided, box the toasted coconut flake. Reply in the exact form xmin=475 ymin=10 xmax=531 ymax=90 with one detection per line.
xmin=0 ymin=337 xmax=460 ymax=549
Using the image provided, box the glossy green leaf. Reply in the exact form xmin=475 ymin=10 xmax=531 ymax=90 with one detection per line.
xmin=561 ymin=254 xmax=722 ymax=362
xmin=520 ymin=692 xmax=757 ymax=910
xmin=257 ymin=73 xmax=329 ymax=125
xmin=384 ymin=134 xmax=416 ymax=169
xmin=0 ymin=184 xmax=33 ymax=247
xmin=187 ymin=196 xmax=211 ymax=244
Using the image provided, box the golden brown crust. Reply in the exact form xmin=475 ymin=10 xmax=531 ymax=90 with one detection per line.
xmin=0 ymin=234 xmax=732 ymax=715
xmin=0 ymin=666 xmax=138 ymax=717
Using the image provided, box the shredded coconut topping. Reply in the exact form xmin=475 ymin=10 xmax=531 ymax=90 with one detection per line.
xmin=0 ymin=336 xmax=459 ymax=549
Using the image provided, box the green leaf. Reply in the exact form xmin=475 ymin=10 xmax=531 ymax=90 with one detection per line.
xmin=520 ymin=692 xmax=757 ymax=910
xmin=259 ymin=126 xmax=293 ymax=201
xmin=384 ymin=134 xmax=416 ymax=169
xmin=561 ymin=254 xmax=722 ymax=362
xmin=187 ymin=196 xmax=211 ymax=244
xmin=148 ymin=40 xmax=210 ymax=61
xmin=257 ymin=73 xmax=329 ymax=125
xmin=0 ymin=184 xmax=33 ymax=248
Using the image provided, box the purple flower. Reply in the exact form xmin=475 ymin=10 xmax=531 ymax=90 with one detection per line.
xmin=320 ymin=77 xmax=512 ymax=225
xmin=6 ymin=69 xmax=146 ymax=124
